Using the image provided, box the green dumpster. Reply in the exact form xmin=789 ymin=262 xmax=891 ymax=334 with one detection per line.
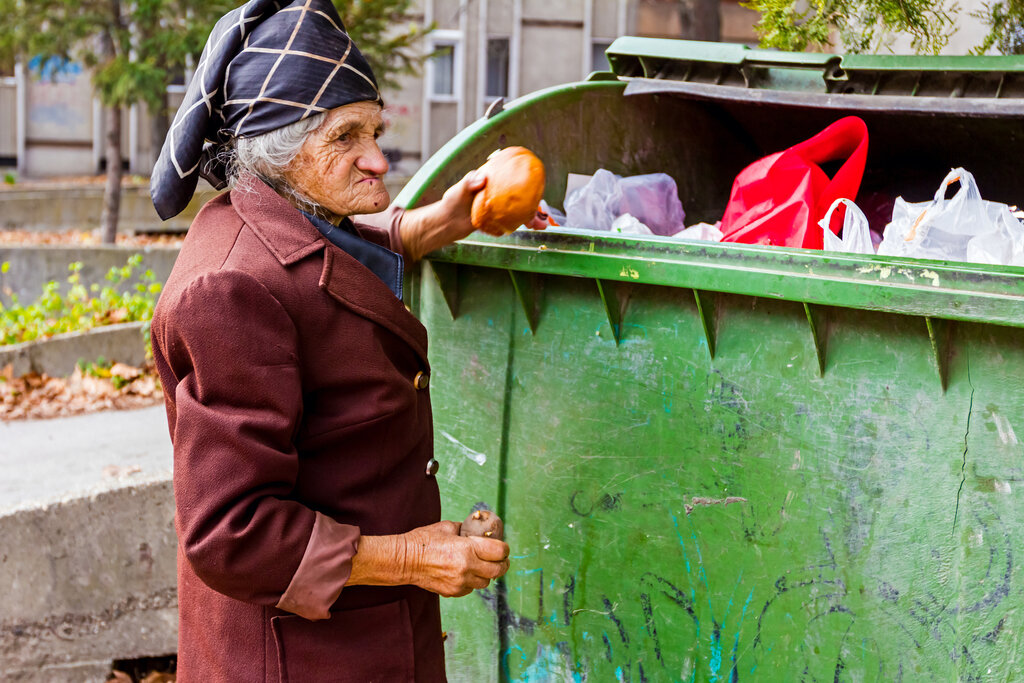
xmin=399 ymin=38 xmax=1024 ymax=681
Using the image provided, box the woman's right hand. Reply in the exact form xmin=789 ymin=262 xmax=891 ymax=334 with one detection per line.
xmin=403 ymin=521 xmax=510 ymax=597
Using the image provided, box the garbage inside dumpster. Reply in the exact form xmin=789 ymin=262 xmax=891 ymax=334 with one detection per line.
xmin=562 ymin=169 xmax=685 ymax=235
xmin=719 ymin=115 xmax=869 ymax=249
xmin=877 ymin=167 xmax=1024 ymax=266
xmin=819 ymin=198 xmax=874 ymax=254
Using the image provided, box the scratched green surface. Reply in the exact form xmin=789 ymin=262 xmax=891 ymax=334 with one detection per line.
xmin=400 ymin=53 xmax=1024 ymax=681
xmin=420 ymin=265 xmax=1024 ymax=682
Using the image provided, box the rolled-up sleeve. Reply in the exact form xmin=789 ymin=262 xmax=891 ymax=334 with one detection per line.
xmin=353 ymin=203 xmax=407 ymax=258
xmin=160 ymin=269 xmax=357 ymax=620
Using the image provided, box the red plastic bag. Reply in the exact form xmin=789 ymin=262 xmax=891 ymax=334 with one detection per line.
xmin=719 ymin=116 xmax=869 ymax=249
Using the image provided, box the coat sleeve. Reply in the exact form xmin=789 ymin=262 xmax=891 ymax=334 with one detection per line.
xmin=159 ymin=268 xmax=357 ymax=621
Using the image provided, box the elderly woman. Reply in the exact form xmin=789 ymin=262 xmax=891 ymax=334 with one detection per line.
xmin=149 ymin=1 xmax=542 ymax=680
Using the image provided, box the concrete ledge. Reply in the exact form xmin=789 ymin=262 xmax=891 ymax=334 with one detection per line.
xmin=0 ymin=186 xmax=220 ymax=234
xmin=0 ymin=245 xmax=180 ymax=307
xmin=0 ymin=322 xmax=148 ymax=377
xmin=0 ymin=175 xmax=411 ymax=234
xmin=0 ymin=479 xmax=178 ymax=682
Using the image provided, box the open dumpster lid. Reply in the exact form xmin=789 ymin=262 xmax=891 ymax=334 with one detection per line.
xmin=607 ymin=37 xmax=1024 ymax=116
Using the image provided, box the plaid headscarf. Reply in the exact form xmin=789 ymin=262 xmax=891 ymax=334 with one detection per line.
xmin=150 ymin=0 xmax=381 ymax=220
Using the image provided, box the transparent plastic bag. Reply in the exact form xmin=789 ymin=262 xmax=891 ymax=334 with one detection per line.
xmin=819 ymin=199 xmax=874 ymax=254
xmin=564 ymin=169 xmax=622 ymax=231
xmin=617 ymin=174 xmax=686 ymax=236
xmin=877 ymin=168 xmax=1024 ymax=265
xmin=563 ymin=170 xmax=685 ymax=235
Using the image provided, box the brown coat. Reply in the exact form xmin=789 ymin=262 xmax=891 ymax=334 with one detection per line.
xmin=152 ymin=178 xmax=445 ymax=682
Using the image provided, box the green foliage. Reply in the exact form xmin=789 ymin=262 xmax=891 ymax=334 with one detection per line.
xmin=0 ymin=0 xmax=432 ymax=111
xmin=974 ymin=1 xmax=1024 ymax=54
xmin=744 ymin=0 xmax=960 ymax=54
xmin=0 ymin=256 xmax=161 ymax=347
xmin=0 ymin=0 xmax=235 ymax=109
xmin=336 ymin=0 xmax=436 ymax=92
xmin=3 ymin=172 xmax=15 ymax=185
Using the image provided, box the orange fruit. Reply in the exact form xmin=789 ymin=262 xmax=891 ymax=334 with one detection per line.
xmin=470 ymin=147 xmax=546 ymax=234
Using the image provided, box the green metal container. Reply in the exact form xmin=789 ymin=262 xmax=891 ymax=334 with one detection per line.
xmin=398 ymin=39 xmax=1024 ymax=681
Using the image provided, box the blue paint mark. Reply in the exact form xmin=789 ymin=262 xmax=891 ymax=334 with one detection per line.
xmin=709 ymin=628 xmax=722 ymax=681
xmin=28 ymin=105 xmax=85 ymax=128
xmin=27 ymin=56 xmax=82 ymax=83
xmin=501 ymin=644 xmax=527 ymax=682
xmin=729 ymin=588 xmax=756 ymax=677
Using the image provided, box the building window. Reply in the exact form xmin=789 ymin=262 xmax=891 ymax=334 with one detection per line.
xmin=432 ymin=44 xmax=455 ymax=96
xmin=592 ymin=40 xmax=614 ymax=73
xmin=486 ymin=37 xmax=510 ymax=99
xmin=428 ymin=32 xmax=462 ymax=101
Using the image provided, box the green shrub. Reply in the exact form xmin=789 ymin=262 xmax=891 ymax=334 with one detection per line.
xmin=0 ymin=255 xmax=161 ymax=347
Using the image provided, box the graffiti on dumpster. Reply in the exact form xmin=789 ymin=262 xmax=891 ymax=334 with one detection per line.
xmin=479 ymin=500 xmax=1015 ymax=682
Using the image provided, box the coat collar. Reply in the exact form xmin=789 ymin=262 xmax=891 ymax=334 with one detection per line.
xmin=230 ymin=176 xmax=429 ymax=365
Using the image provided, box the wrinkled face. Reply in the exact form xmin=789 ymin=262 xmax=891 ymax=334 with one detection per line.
xmin=284 ymin=101 xmax=389 ymax=221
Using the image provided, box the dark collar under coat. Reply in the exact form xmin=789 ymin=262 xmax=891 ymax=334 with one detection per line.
xmin=229 ymin=177 xmax=427 ymax=365
xmin=300 ymin=210 xmax=404 ymax=300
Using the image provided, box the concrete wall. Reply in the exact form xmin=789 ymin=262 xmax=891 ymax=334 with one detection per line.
xmin=0 ymin=480 xmax=178 ymax=682
xmin=0 ymin=186 xmax=221 ymax=234
xmin=0 ymin=246 xmax=181 ymax=308
xmin=0 ymin=322 xmax=149 ymax=377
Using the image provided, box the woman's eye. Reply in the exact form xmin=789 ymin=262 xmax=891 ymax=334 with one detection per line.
xmin=336 ymin=132 xmax=351 ymax=143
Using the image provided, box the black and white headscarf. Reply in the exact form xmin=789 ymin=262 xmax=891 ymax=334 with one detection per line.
xmin=150 ymin=0 xmax=381 ymax=220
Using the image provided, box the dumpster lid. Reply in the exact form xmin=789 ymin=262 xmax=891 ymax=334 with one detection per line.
xmin=607 ymin=37 xmax=1024 ymax=116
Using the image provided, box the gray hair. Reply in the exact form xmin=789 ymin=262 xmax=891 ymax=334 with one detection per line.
xmin=224 ymin=111 xmax=330 ymax=218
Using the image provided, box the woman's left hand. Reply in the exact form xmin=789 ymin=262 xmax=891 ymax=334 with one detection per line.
xmin=399 ymin=171 xmax=549 ymax=261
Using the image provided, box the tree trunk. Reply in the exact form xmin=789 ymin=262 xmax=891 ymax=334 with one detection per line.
xmin=100 ymin=106 xmax=123 ymax=245
xmin=150 ymin=89 xmax=169 ymax=164
xmin=679 ymin=0 xmax=721 ymax=41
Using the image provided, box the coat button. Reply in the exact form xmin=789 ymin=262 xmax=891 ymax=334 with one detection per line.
xmin=414 ymin=371 xmax=430 ymax=390
xmin=425 ymin=458 xmax=440 ymax=477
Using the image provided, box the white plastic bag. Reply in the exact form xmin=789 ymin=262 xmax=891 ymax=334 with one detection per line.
xmin=877 ymin=168 xmax=1024 ymax=265
xmin=673 ymin=222 xmax=724 ymax=242
xmin=563 ymin=170 xmax=685 ymax=235
xmin=610 ymin=213 xmax=654 ymax=235
xmin=819 ymin=199 xmax=874 ymax=254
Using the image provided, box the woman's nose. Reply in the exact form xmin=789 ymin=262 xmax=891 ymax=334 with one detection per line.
xmin=357 ymin=142 xmax=389 ymax=176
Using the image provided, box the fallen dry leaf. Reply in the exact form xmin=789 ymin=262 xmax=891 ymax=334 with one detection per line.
xmin=0 ymin=364 xmax=163 ymax=420
xmin=110 ymin=362 xmax=142 ymax=381
xmin=141 ymin=673 xmax=176 ymax=683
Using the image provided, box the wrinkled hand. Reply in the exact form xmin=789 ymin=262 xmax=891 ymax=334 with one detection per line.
xmin=400 ymin=171 xmax=549 ymax=261
xmin=403 ymin=521 xmax=510 ymax=597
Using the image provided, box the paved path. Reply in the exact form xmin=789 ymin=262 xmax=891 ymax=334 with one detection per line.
xmin=0 ymin=405 xmax=172 ymax=512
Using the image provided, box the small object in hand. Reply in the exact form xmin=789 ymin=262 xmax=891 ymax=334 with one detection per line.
xmin=460 ymin=508 xmax=504 ymax=541
xmin=470 ymin=146 xmax=546 ymax=234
